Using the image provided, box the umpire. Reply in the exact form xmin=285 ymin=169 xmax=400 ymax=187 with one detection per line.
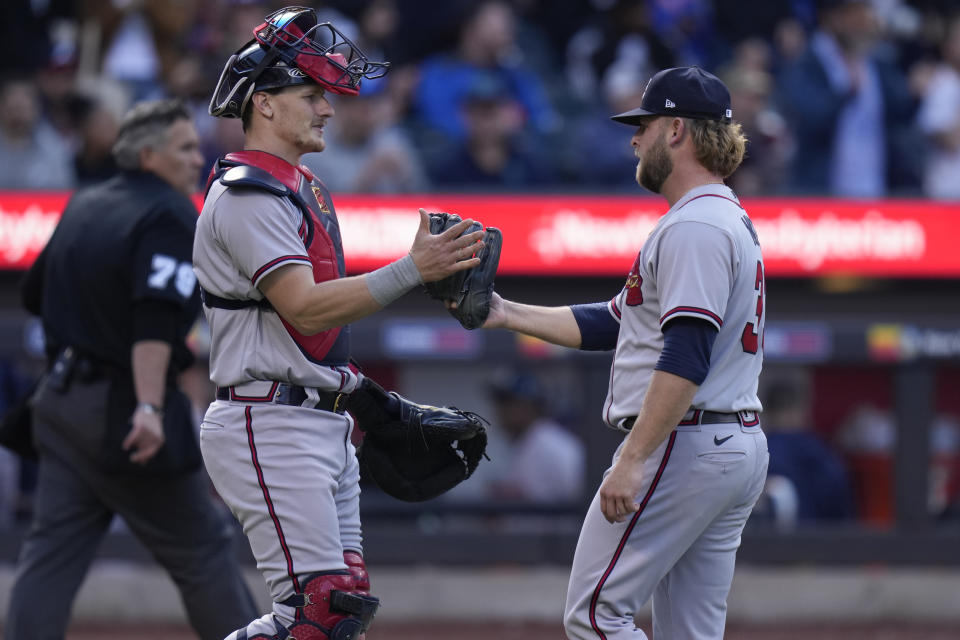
xmin=6 ymin=99 xmax=258 ymax=639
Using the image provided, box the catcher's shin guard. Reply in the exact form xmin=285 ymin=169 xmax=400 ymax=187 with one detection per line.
xmin=281 ymin=571 xmax=380 ymax=640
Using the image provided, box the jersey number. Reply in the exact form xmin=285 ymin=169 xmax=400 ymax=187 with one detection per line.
xmin=148 ymin=254 xmax=197 ymax=299
xmin=741 ymin=261 xmax=764 ymax=354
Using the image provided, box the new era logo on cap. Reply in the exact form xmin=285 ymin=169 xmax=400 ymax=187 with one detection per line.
xmin=611 ymin=67 xmax=733 ymax=125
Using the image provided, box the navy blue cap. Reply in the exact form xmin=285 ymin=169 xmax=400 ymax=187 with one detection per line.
xmin=611 ymin=66 xmax=733 ymax=125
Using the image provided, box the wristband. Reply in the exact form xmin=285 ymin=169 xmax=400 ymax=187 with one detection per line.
xmin=366 ymin=253 xmax=423 ymax=306
xmin=136 ymin=402 xmax=165 ymax=418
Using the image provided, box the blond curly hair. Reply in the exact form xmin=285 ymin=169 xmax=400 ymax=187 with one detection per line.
xmin=687 ymin=119 xmax=747 ymax=179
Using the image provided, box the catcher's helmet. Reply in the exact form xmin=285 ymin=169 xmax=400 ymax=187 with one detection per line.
xmin=209 ymin=6 xmax=389 ymax=119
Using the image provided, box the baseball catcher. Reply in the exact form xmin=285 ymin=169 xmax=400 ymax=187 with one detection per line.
xmin=346 ymin=377 xmax=488 ymax=502
xmin=423 ymin=212 xmax=502 ymax=330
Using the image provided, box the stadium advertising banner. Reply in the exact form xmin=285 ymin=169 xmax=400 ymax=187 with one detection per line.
xmin=0 ymin=192 xmax=957 ymax=277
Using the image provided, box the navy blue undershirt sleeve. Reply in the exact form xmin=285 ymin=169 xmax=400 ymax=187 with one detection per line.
xmin=571 ymin=302 xmax=620 ymax=351
xmin=655 ymin=317 xmax=719 ymax=384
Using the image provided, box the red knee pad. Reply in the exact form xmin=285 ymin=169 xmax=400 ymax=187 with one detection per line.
xmin=283 ymin=571 xmax=379 ymax=640
xmin=343 ymin=550 xmax=370 ymax=594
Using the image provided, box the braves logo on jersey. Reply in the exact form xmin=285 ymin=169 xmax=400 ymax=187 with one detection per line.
xmin=312 ymin=185 xmax=331 ymax=214
xmin=625 ymin=252 xmax=644 ymax=306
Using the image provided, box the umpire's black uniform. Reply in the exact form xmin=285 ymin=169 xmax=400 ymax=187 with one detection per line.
xmin=6 ymin=170 xmax=257 ymax=639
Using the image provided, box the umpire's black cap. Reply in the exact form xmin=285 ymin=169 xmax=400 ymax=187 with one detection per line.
xmin=611 ymin=66 xmax=733 ymax=125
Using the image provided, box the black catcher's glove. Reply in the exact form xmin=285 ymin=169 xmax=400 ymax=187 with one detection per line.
xmin=423 ymin=212 xmax=502 ymax=330
xmin=346 ymin=377 xmax=488 ymax=502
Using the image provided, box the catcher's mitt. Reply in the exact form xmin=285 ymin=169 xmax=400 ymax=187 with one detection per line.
xmin=346 ymin=377 xmax=488 ymax=502
xmin=424 ymin=212 xmax=502 ymax=330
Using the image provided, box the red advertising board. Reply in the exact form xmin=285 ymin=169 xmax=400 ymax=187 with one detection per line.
xmin=1 ymin=192 xmax=956 ymax=277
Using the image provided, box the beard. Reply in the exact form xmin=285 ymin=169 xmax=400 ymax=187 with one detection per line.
xmin=297 ymin=127 xmax=326 ymax=153
xmin=281 ymin=118 xmax=327 ymax=155
xmin=636 ymin=133 xmax=673 ymax=194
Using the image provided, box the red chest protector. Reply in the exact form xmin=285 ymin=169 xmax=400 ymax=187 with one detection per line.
xmin=203 ymin=150 xmax=350 ymax=365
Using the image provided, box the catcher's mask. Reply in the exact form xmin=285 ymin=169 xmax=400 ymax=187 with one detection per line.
xmin=209 ymin=6 xmax=390 ymax=119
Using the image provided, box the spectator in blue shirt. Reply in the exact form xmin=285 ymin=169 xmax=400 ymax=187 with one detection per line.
xmin=427 ymin=72 xmax=555 ymax=189
xmin=412 ymin=0 xmax=558 ymax=142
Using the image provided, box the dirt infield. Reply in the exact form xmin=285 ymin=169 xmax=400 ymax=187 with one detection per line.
xmin=51 ymin=622 xmax=960 ymax=639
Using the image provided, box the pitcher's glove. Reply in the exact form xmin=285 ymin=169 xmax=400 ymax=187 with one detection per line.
xmin=346 ymin=377 xmax=488 ymax=502
xmin=424 ymin=212 xmax=502 ymax=330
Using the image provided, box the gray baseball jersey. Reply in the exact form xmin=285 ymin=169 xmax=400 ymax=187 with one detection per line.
xmin=194 ymin=183 xmax=360 ymax=393
xmin=603 ymin=183 xmax=765 ymax=430
xmin=563 ymin=183 xmax=769 ymax=640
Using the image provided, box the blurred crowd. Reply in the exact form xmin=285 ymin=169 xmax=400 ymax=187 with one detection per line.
xmin=749 ymin=370 xmax=960 ymax=531
xmin=1 ymin=0 xmax=959 ymax=198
